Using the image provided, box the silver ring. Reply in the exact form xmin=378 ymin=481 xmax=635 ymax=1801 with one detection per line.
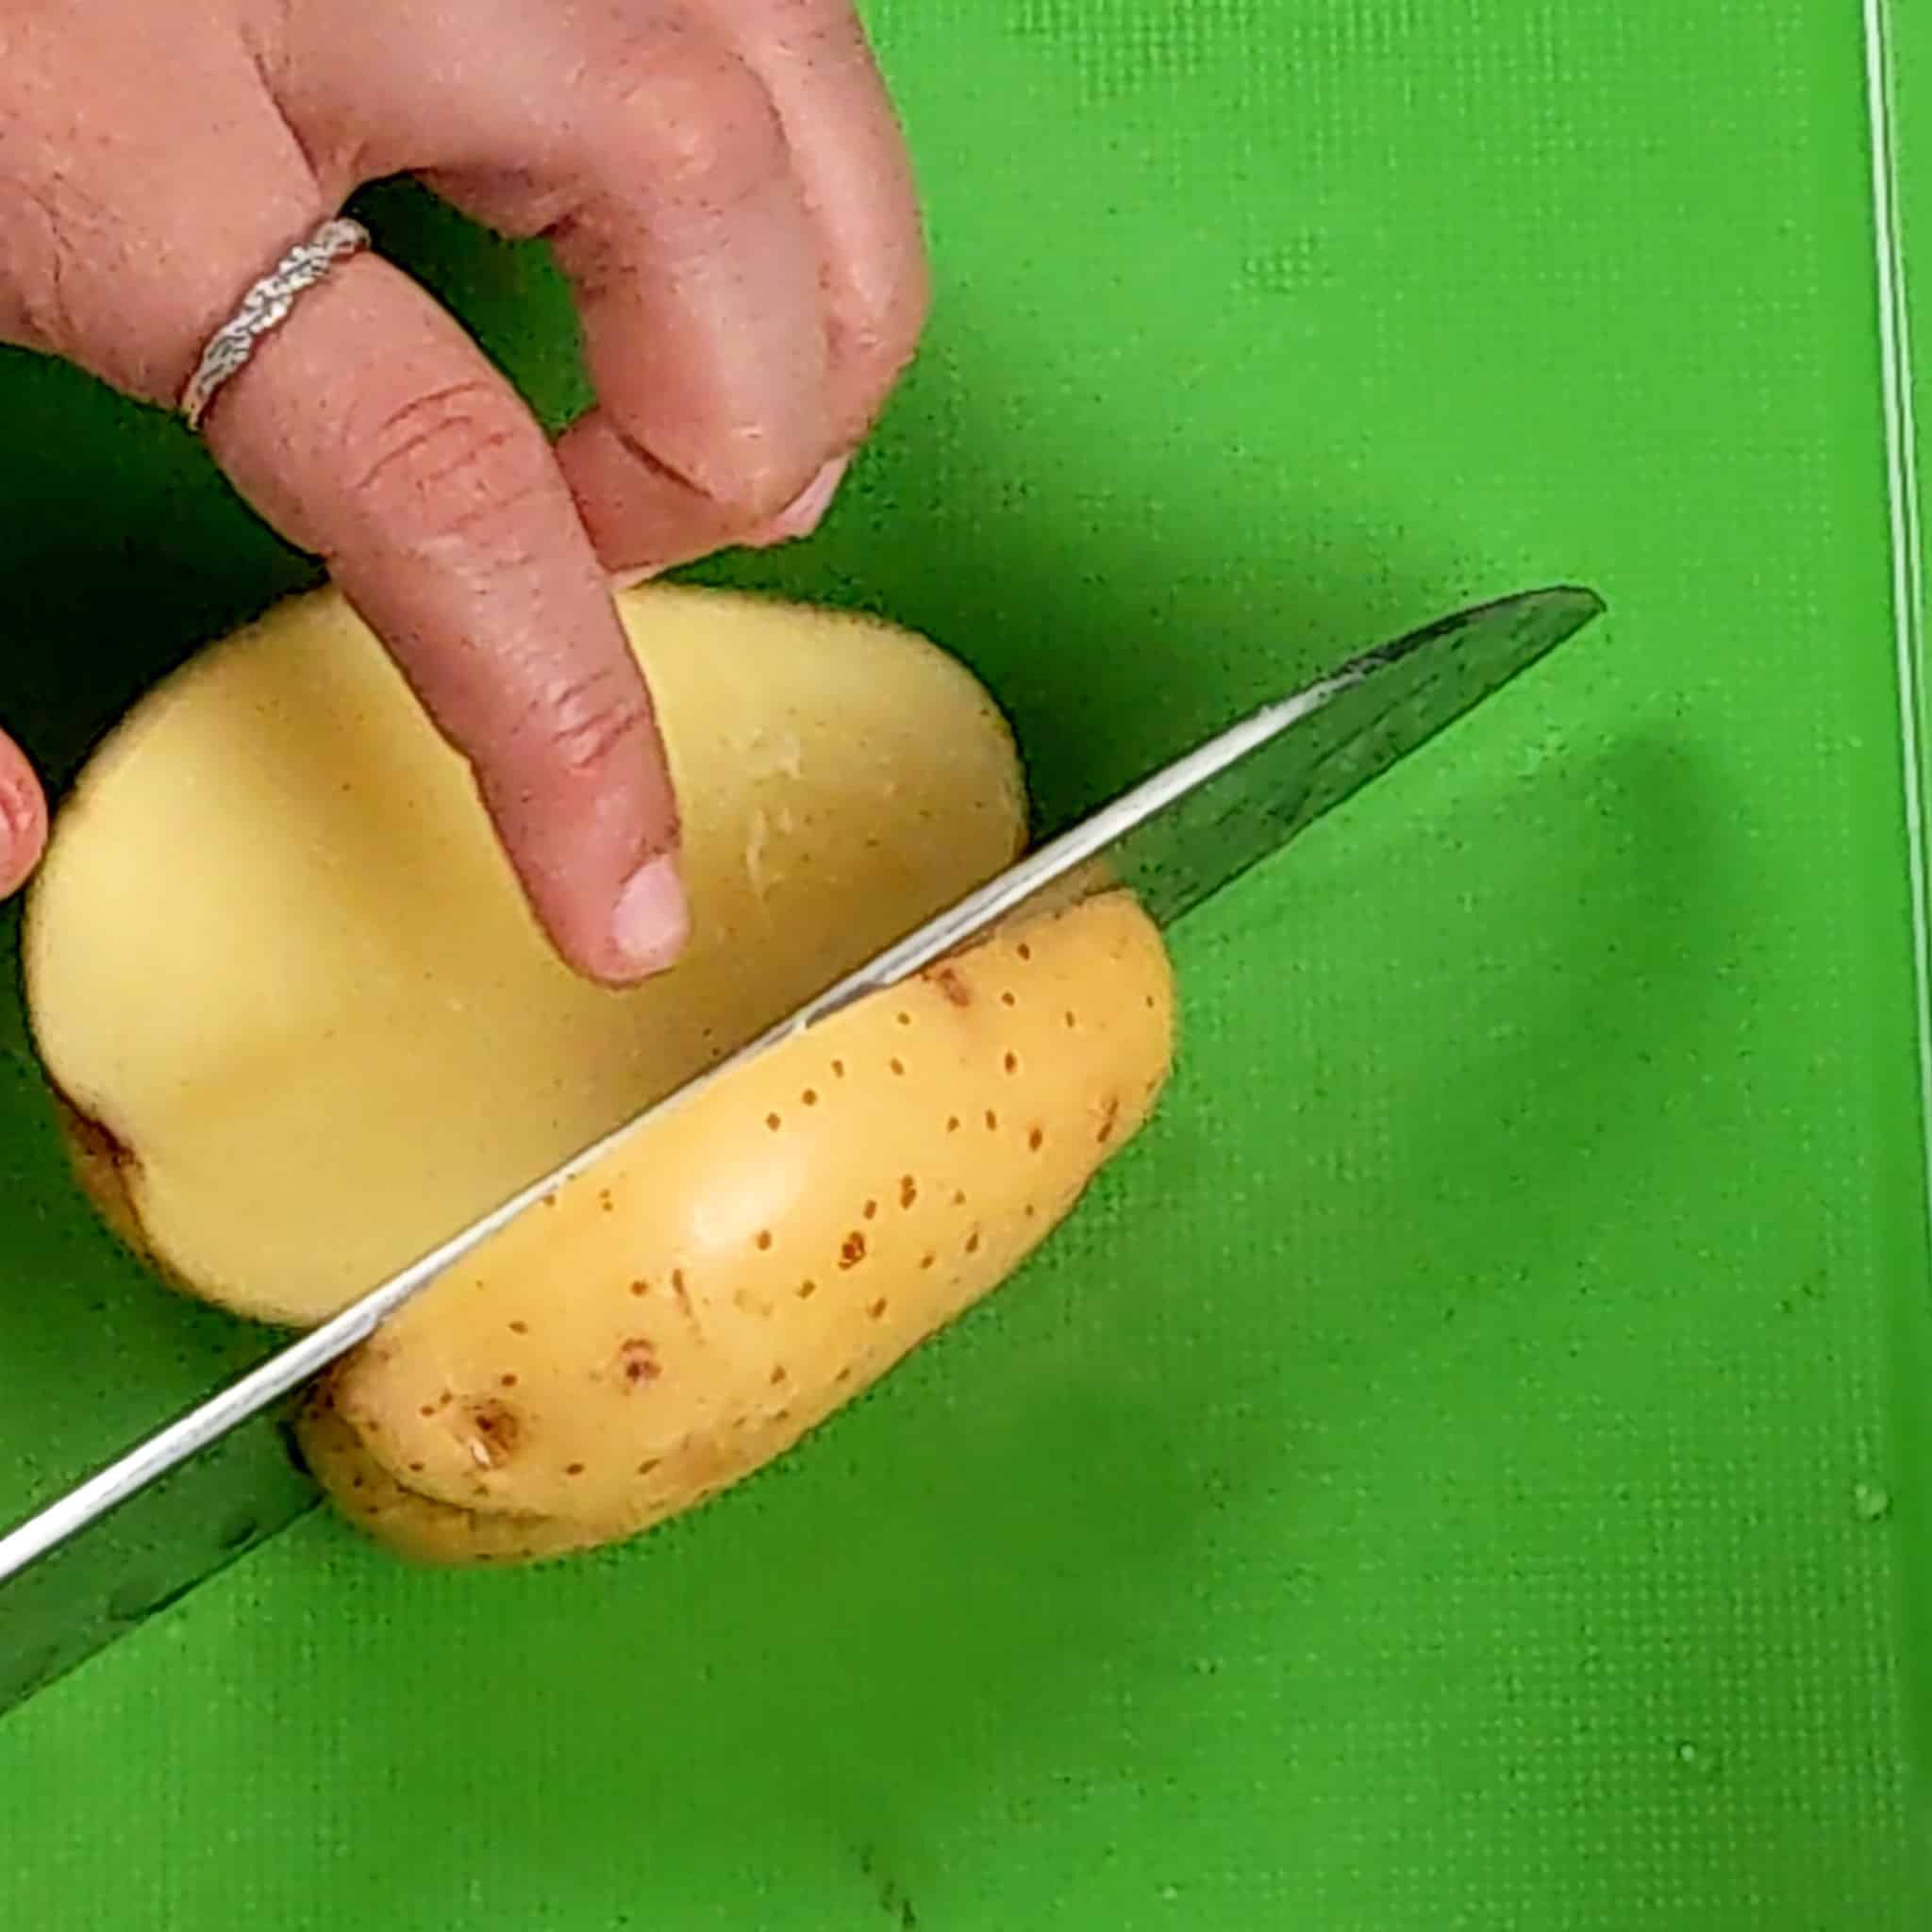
xmin=179 ymin=217 xmax=371 ymax=432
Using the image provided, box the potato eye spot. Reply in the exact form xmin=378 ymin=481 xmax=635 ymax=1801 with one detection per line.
xmin=464 ymin=1399 xmax=521 ymax=1467
xmin=890 ymin=1057 xmax=906 ymax=1075
xmin=946 ymin=1115 xmax=961 ymax=1133
xmin=417 ymin=1404 xmax=435 ymax=1419
xmin=564 ymin=1462 xmax=586 ymax=1476
xmin=508 ymin=1320 xmax=529 ymax=1335
xmin=1064 ymin=1011 xmax=1078 ymax=1029
xmin=796 ymin=1277 xmax=819 ymax=1300
xmin=755 ymin=1229 xmax=773 ymax=1250
xmin=1004 ymin=1051 xmax=1020 ymax=1074
xmin=920 ymin=1252 xmax=937 ymax=1271
xmin=863 ymin=1198 xmax=878 ymax=1221
xmin=840 ymin=1232 xmax=867 ymax=1269
xmin=832 ymin=1058 xmax=846 ymax=1078
xmin=868 ymin=1298 xmax=889 ymax=1320
xmin=1017 ymin=941 xmax=1033 ymax=961
xmin=802 ymin=1089 xmax=818 ymax=1107
xmin=896 ymin=1010 xmax=912 ymax=1026
xmin=769 ymin=1363 xmax=789 ymax=1387
xmin=1028 ymin=1126 xmax=1045 ymax=1152
xmin=628 ymin=1278 xmax=650 ymax=1297
xmin=965 ymin=1231 xmax=981 ymax=1255
xmin=900 ymin=1175 xmax=918 ymax=1208
xmin=953 ymin=1189 xmax=967 ymax=1207
xmin=766 ymin=1112 xmax=783 ymax=1131
xmin=985 ymin=1108 xmax=999 ymax=1131
xmin=637 ymin=1457 xmax=662 ymax=1476
xmin=1000 ymin=991 xmax=1017 ymax=1008
xmin=499 ymin=1373 xmax=518 ymax=1390
xmin=619 ymin=1339 xmax=662 ymax=1387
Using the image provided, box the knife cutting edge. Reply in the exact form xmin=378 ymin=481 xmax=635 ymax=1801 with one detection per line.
xmin=0 ymin=581 xmax=1605 ymax=1707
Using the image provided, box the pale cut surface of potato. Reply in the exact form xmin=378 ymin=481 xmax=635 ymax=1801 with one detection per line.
xmin=24 ymin=582 xmax=1026 ymax=1325
xmin=302 ymin=889 xmax=1174 ymax=1560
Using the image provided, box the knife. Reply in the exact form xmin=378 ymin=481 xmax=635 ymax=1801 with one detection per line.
xmin=0 ymin=582 xmax=1605 ymax=1715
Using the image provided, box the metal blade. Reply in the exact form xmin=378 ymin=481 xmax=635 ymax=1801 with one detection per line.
xmin=0 ymin=582 xmax=1604 ymax=1713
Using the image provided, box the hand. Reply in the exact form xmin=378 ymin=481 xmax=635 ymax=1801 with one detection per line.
xmin=0 ymin=0 xmax=927 ymax=981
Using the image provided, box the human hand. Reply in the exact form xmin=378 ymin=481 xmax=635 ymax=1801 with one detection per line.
xmin=0 ymin=0 xmax=927 ymax=981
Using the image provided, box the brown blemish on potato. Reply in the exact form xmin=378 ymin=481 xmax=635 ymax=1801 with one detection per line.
xmin=984 ymin=1108 xmax=999 ymax=1131
xmin=671 ymin=1268 xmax=691 ymax=1314
xmin=508 ymin=1320 xmax=529 ymax=1335
xmin=541 ymin=1192 xmax=558 ymax=1210
xmin=49 ymin=1092 xmax=152 ymax=1260
xmin=840 ymin=1231 xmax=867 ymax=1269
xmin=868 ymin=1298 xmax=889 ymax=1320
xmin=565 ymin=1462 xmax=586 ymax=1476
xmin=1003 ymin=1051 xmax=1020 ymax=1074
xmin=597 ymin=1188 xmax=613 ymax=1213
xmin=733 ymin=1286 xmax=773 ymax=1318
xmin=499 ymin=1373 xmax=518 ymax=1389
xmin=862 ymin=1198 xmax=878 ymax=1221
xmin=920 ymin=1252 xmax=936 ymax=1270
xmin=802 ymin=1089 xmax=819 ymax=1107
xmin=619 ymin=1338 xmax=662 ymax=1388
xmin=965 ymin=1230 xmax=981 ymax=1255
xmin=1096 ymin=1095 xmax=1122 ymax=1145
xmin=464 ymin=1399 xmax=521 ymax=1468
xmin=946 ymin=1115 xmax=960 ymax=1133
xmin=1000 ymin=991 xmax=1017 ymax=1008
xmin=769 ymin=1363 xmax=789 ymax=1386
xmin=1028 ymin=1126 xmax=1045 ymax=1152
xmin=890 ymin=1057 xmax=906 ymax=1075
xmin=927 ymin=965 xmax=973 ymax=1008
xmin=636 ymin=1456 xmax=662 ymax=1475
xmin=755 ymin=1229 xmax=774 ymax=1250
xmin=899 ymin=1174 xmax=918 ymax=1208
xmin=766 ymin=1112 xmax=782 ymax=1132
xmin=1064 ymin=1010 xmax=1077 ymax=1029
xmin=895 ymin=1010 xmax=912 ymax=1026
xmin=1016 ymin=941 xmax=1033 ymax=962
xmin=953 ymin=1189 xmax=967 ymax=1206
xmin=418 ymin=1403 xmax=435 ymax=1419
xmin=796 ymin=1277 xmax=819 ymax=1300
xmin=831 ymin=1058 xmax=846 ymax=1078
xmin=629 ymin=1278 xmax=650 ymax=1297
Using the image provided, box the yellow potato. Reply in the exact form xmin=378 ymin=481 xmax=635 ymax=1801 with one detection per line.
xmin=294 ymin=1386 xmax=602 ymax=1566
xmin=300 ymin=888 xmax=1175 ymax=1561
xmin=25 ymin=581 xmax=1026 ymax=1325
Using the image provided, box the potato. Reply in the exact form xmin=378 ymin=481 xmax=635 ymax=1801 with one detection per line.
xmin=24 ymin=581 xmax=1026 ymax=1325
xmin=297 ymin=887 xmax=1174 ymax=1562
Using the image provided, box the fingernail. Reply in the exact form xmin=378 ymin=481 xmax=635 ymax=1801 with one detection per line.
xmin=749 ymin=455 xmax=849 ymax=548
xmin=610 ymin=854 xmax=690 ymax=977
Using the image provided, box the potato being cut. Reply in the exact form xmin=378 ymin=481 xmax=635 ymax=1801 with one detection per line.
xmin=24 ymin=582 xmax=1027 ymax=1325
xmin=298 ymin=887 xmax=1175 ymax=1562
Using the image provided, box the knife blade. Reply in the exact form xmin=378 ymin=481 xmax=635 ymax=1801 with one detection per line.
xmin=0 ymin=581 xmax=1605 ymax=1712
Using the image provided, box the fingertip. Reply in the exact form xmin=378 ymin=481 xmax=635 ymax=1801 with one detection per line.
xmin=0 ymin=738 xmax=48 ymax=899
xmin=608 ymin=852 xmax=691 ymax=982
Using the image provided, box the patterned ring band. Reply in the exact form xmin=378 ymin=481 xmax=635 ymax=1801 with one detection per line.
xmin=179 ymin=217 xmax=372 ymax=432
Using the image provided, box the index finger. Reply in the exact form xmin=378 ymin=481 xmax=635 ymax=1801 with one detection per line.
xmin=201 ymin=251 xmax=689 ymax=986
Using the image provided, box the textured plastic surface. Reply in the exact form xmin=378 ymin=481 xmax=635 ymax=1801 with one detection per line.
xmin=0 ymin=1 xmax=1927 ymax=1926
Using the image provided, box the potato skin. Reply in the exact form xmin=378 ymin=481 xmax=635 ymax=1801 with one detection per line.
xmin=302 ymin=889 xmax=1175 ymax=1561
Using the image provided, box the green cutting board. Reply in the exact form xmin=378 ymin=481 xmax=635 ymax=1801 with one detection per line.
xmin=2 ymin=1 xmax=1929 ymax=1925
